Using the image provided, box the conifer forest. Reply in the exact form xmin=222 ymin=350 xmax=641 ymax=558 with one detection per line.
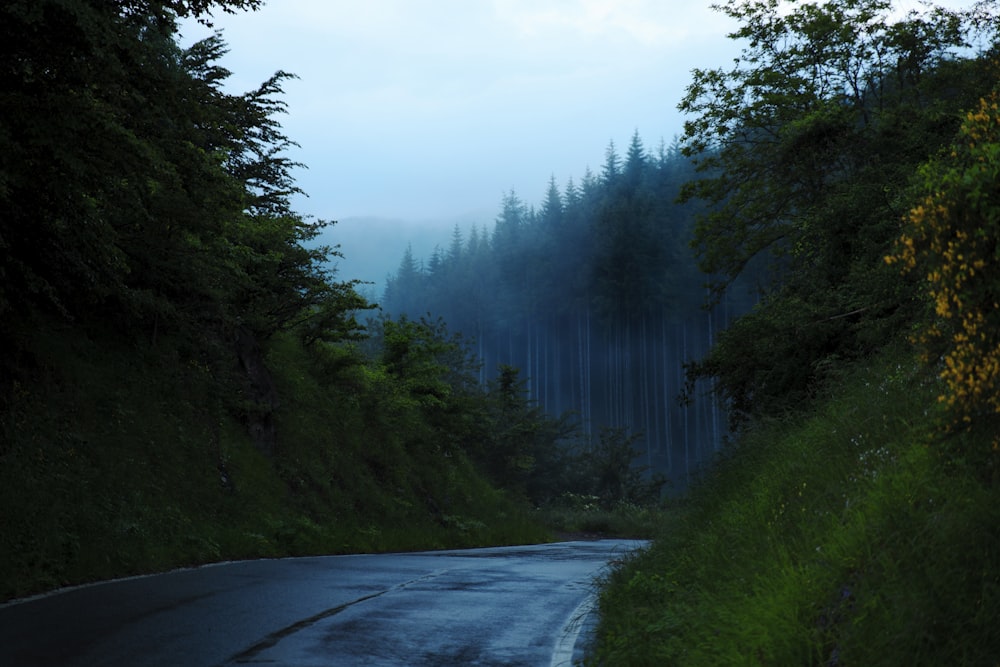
xmin=381 ymin=137 xmax=758 ymax=490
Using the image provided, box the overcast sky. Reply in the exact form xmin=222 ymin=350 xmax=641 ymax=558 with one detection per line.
xmin=180 ymin=1 xmax=747 ymax=223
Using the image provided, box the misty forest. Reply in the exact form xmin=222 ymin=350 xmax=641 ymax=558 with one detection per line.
xmin=4 ymin=0 xmax=1000 ymax=664
xmin=380 ymin=137 xmax=757 ymax=490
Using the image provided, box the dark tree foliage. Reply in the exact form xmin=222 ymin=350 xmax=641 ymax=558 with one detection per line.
xmin=588 ymin=427 xmax=666 ymax=509
xmin=0 ymin=0 xmax=586 ymax=583
xmin=0 ymin=0 xmax=364 ymax=356
xmin=119 ymin=0 xmax=264 ymax=22
xmin=0 ymin=0 xmax=377 ymax=467
xmin=680 ymin=0 xmax=1000 ymax=424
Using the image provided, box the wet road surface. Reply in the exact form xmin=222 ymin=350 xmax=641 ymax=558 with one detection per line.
xmin=0 ymin=539 xmax=645 ymax=666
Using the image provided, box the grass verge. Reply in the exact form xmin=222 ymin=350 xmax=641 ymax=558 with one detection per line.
xmin=590 ymin=346 xmax=1000 ymax=665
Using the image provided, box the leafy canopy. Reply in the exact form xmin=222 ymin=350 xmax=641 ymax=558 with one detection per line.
xmin=681 ymin=0 xmax=971 ymax=294
xmin=679 ymin=0 xmax=1000 ymax=423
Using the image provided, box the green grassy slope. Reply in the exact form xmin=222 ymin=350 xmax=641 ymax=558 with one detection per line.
xmin=592 ymin=346 xmax=1000 ymax=665
xmin=0 ymin=326 xmax=545 ymax=602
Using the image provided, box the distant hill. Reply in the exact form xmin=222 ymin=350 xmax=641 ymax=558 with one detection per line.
xmin=317 ymin=211 xmax=492 ymax=303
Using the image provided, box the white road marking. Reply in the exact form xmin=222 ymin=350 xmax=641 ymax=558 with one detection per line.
xmin=550 ymin=591 xmax=597 ymax=667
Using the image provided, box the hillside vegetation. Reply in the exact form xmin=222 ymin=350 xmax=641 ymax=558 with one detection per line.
xmin=0 ymin=325 xmax=547 ymax=601
xmin=593 ymin=347 xmax=1000 ymax=665
xmin=592 ymin=1 xmax=1000 ymax=664
xmin=0 ymin=1 xmax=561 ymax=602
xmin=7 ymin=9 xmax=1000 ymax=666
xmin=0 ymin=0 xmax=672 ymax=603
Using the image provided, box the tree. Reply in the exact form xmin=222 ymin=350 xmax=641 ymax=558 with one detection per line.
xmin=447 ymin=225 xmax=464 ymax=264
xmin=679 ymin=0 xmax=998 ymax=422
xmin=0 ymin=2 xmax=346 ymax=338
xmin=564 ymin=176 xmax=581 ymax=210
xmin=680 ymin=0 xmax=974 ymax=295
xmin=601 ymin=140 xmax=622 ymax=183
xmin=480 ymin=365 xmax=577 ymax=500
xmin=588 ymin=427 xmax=665 ymax=509
xmin=580 ymin=166 xmax=600 ymax=200
xmin=381 ymin=243 xmax=422 ymax=317
xmin=540 ymin=175 xmax=564 ymax=229
xmin=0 ymin=0 xmax=371 ymax=437
xmin=623 ymin=130 xmax=646 ymax=187
xmin=121 ymin=1 xmax=264 ymax=20
xmin=492 ymin=190 xmax=528 ymax=246
xmin=591 ymin=132 xmax=663 ymax=322
xmin=491 ymin=190 xmax=531 ymax=318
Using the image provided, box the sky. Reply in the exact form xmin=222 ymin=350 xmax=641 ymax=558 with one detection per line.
xmin=179 ymin=0 xmax=973 ymax=292
xmin=180 ymin=1 xmax=743 ymax=224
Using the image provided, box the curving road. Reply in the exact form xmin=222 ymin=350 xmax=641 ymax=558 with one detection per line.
xmin=0 ymin=539 xmax=645 ymax=666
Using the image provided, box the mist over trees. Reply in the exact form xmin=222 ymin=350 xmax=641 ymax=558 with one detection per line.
xmin=381 ymin=133 xmax=757 ymax=488
xmin=381 ymin=0 xmax=1000 ymax=491
xmin=9 ymin=0 xmax=1000 ymax=627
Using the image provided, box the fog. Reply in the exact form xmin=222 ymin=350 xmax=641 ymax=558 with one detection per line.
xmin=372 ymin=142 xmax=763 ymax=489
xmin=323 ymin=214 xmax=486 ymax=299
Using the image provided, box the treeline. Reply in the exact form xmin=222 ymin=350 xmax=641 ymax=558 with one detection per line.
xmin=382 ymin=137 xmax=757 ymax=488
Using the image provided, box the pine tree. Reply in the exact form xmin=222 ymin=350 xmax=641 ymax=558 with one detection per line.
xmin=624 ymin=130 xmax=646 ymax=185
xmin=564 ymin=176 xmax=581 ymax=210
xmin=540 ymin=175 xmax=563 ymax=228
xmin=601 ymin=140 xmax=621 ymax=183
xmin=447 ymin=225 xmax=464 ymax=264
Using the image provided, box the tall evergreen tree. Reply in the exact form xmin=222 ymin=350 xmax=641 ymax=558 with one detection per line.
xmin=447 ymin=225 xmax=464 ymax=264
xmin=624 ymin=130 xmax=646 ymax=186
xmin=563 ymin=176 xmax=581 ymax=211
xmin=540 ymin=175 xmax=564 ymax=229
xmin=601 ymin=140 xmax=622 ymax=183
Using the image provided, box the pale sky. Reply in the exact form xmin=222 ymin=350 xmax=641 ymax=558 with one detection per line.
xmin=180 ymin=1 xmax=743 ymax=223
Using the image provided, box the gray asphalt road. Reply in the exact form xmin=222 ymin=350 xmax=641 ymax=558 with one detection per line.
xmin=0 ymin=540 xmax=645 ymax=666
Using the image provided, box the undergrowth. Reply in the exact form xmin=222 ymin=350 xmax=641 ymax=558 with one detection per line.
xmin=591 ymin=346 xmax=1000 ymax=665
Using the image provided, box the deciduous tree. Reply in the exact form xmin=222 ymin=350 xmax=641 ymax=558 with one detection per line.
xmin=680 ymin=0 xmax=998 ymax=422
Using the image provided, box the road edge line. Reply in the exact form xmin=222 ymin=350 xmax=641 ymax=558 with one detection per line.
xmin=550 ymin=591 xmax=598 ymax=667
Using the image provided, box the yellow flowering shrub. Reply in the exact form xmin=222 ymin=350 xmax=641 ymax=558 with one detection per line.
xmin=887 ymin=92 xmax=1000 ymax=429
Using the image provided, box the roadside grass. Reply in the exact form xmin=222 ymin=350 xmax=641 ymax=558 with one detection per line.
xmin=590 ymin=346 xmax=1000 ymax=665
xmin=0 ymin=329 xmax=546 ymax=602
